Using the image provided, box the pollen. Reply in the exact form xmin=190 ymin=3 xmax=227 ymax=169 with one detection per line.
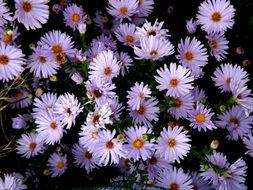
xmin=167 ymin=138 xmax=176 ymax=148
xmin=2 ymin=33 xmax=12 ymax=44
xmin=133 ymin=138 xmax=144 ymax=149
xmin=51 ymin=44 xmax=63 ymax=54
xmin=125 ymin=35 xmax=134 ymax=43
xmin=210 ymin=39 xmax=218 ymax=49
xmin=195 ymin=113 xmax=206 ymax=123
xmin=169 ymin=78 xmax=179 ymax=87
xmin=56 ymin=161 xmax=65 ymax=169
xmin=105 ymin=140 xmax=114 ymax=149
xmin=84 ymin=151 xmax=93 ymax=160
xmin=38 ymin=56 xmax=46 ymax=64
xmin=22 ymin=2 xmax=32 ymax=12
xmin=211 ymin=12 xmax=222 ymax=22
xmin=71 ymin=13 xmax=81 ymax=23
xmin=119 ymin=6 xmax=128 ymax=15
xmin=50 ymin=122 xmax=57 ymax=129
xmin=104 ymin=67 xmax=112 ymax=76
xmin=184 ymin=51 xmax=194 ymax=61
xmin=0 ymin=55 xmax=9 ymax=65
xmin=170 ymin=183 xmax=179 ymax=190
xmin=137 ymin=105 xmax=145 ymax=115
xmin=29 ymin=142 xmax=37 ymax=151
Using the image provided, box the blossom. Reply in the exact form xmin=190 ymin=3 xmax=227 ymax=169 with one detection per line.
xmin=47 ymin=153 xmax=67 ymax=178
xmin=9 ymin=88 xmax=32 ymax=109
xmin=243 ymin=134 xmax=253 ymax=157
xmin=0 ymin=0 xmax=12 ymax=27
xmin=14 ymin=0 xmax=49 ymax=30
xmin=155 ymin=63 xmax=194 ymax=98
xmin=0 ymin=41 xmax=25 ymax=82
xmin=16 ymin=133 xmax=45 ymax=158
xmin=191 ymin=171 xmax=211 ymax=190
xmin=115 ymin=51 xmax=133 ymax=76
xmin=115 ymin=23 xmax=138 ymax=46
xmin=186 ymin=18 xmax=198 ymax=34
xmin=0 ymin=25 xmax=20 ymax=45
xmin=197 ymin=0 xmax=235 ymax=33
xmin=11 ymin=114 xmax=27 ymax=129
xmin=155 ymin=126 xmax=191 ymax=163
xmin=136 ymin=0 xmax=154 ymax=17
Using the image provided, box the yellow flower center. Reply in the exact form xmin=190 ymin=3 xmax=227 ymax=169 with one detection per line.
xmin=167 ymin=138 xmax=176 ymax=148
xmin=0 ymin=55 xmax=9 ymax=65
xmin=211 ymin=12 xmax=222 ymax=22
xmin=51 ymin=44 xmax=63 ymax=54
xmin=169 ymin=78 xmax=179 ymax=87
xmin=119 ymin=6 xmax=128 ymax=15
xmin=29 ymin=142 xmax=37 ymax=151
xmin=50 ymin=122 xmax=57 ymax=129
xmin=71 ymin=13 xmax=81 ymax=23
xmin=195 ymin=113 xmax=206 ymax=123
xmin=56 ymin=161 xmax=65 ymax=169
xmin=133 ymin=138 xmax=144 ymax=149
xmin=104 ymin=67 xmax=112 ymax=76
xmin=184 ymin=51 xmax=194 ymax=61
xmin=225 ymin=77 xmax=231 ymax=86
xmin=2 ymin=34 xmax=12 ymax=44
xmin=125 ymin=35 xmax=134 ymax=43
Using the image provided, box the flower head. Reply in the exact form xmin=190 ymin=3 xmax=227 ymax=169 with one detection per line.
xmin=47 ymin=153 xmax=67 ymax=178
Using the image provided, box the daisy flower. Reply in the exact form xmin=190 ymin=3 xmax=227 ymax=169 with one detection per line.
xmin=155 ymin=126 xmax=191 ymax=163
xmin=155 ymin=63 xmax=194 ymax=98
xmin=197 ymin=0 xmax=235 ymax=33
xmin=79 ymin=127 xmax=100 ymax=151
xmin=47 ymin=153 xmax=67 ymax=178
xmin=0 ymin=41 xmax=25 ymax=82
xmin=107 ymin=0 xmax=138 ymax=21
xmin=212 ymin=63 xmax=249 ymax=93
xmin=128 ymin=97 xmax=159 ymax=128
xmin=207 ymin=32 xmax=229 ymax=61
xmin=53 ymin=93 xmax=83 ymax=129
xmin=14 ymin=0 xmax=49 ymax=30
xmin=188 ymin=102 xmax=216 ymax=132
xmin=216 ymin=105 xmax=253 ymax=141
xmin=177 ymin=37 xmax=208 ymax=77
xmin=243 ymin=134 xmax=253 ymax=157
xmin=115 ymin=23 xmax=138 ymax=46
xmin=0 ymin=0 xmax=12 ymax=27
xmin=156 ymin=167 xmax=193 ymax=190
xmin=191 ymin=171 xmax=211 ymax=190
xmin=9 ymin=88 xmax=32 ymax=109
xmin=93 ymin=33 xmax=117 ymax=52
xmin=123 ymin=126 xmax=154 ymax=161
xmin=35 ymin=112 xmax=65 ymax=145
xmin=86 ymin=41 xmax=106 ymax=60
xmin=72 ymin=143 xmax=100 ymax=173
xmin=89 ymin=50 xmax=120 ymax=82
xmin=127 ymin=81 xmax=152 ymax=110
xmin=115 ymin=51 xmax=133 ymax=76
xmin=27 ymin=46 xmax=60 ymax=78
xmin=92 ymin=129 xmax=125 ymax=166
xmin=168 ymin=93 xmax=194 ymax=120
xmin=136 ymin=0 xmax=154 ymax=17
xmin=133 ymin=36 xmax=174 ymax=60
xmin=16 ymin=133 xmax=45 ymax=158
xmin=63 ymin=3 xmax=86 ymax=30
xmin=135 ymin=19 xmax=169 ymax=40
xmin=0 ymin=25 xmax=19 ymax=45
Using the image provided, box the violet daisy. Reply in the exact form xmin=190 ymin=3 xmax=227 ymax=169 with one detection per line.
xmin=9 ymin=88 xmax=32 ymax=109
xmin=155 ymin=63 xmax=194 ymax=98
xmin=216 ymin=105 xmax=253 ymax=141
xmin=155 ymin=126 xmax=191 ymax=163
xmin=243 ymin=134 xmax=253 ymax=157
xmin=128 ymin=97 xmax=159 ymax=128
xmin=16 ymin=133 xmax=45 ymax=158
xmin=115 ymin=51 xmax=133 ymax=76
xmin=156 ymin=167 xmax=193 ymax=190
xmin=14 ymin=0 xmax=49 ymax=30
xmin=79 ymin=127 xmax=100 ymax=151
xmin=0 ymin=41 xmax=25 ymax=82
xmin=107 ymin=0 xmax=138 ymax=21
xmin=0 ymin=25 xmax=19 ymax=45
xmin=188 ymin=102 xmax=216 ymax=132
xmin=0 ymin=0 xmax=12 ymax=27
xmin=123 ymin=126 xmax=154 ymax=161
xmin=177 ymin=37 xmax=208 ymax=77
xmin=93 ymin=33 xmax=117 ymax=51
xmin=133 ymin=36 xmax=174 ymax=60
xmin=207 ymin=32 xmax=229 ymax=61
xmin=197 ymin=0 xmax=235 ymax=33
xmin=89 ymin=50 xmax=120 ymax=82
xmin=191 ymin=171 xmax=211 ymax=190
xmin=63 ymin=3 xmax=86 ymax=30
xmin=47 ymin=153 xmax=67 ymax=178
xmin=53 ymin=93 xmax=83 ymax=129
xmin=136 ymin=0 xmax=154 ymax=17
xmin=115 ymin=23 xmax=138 ymax=46
xmin=127 ymin=81 xmax=152 ymax=110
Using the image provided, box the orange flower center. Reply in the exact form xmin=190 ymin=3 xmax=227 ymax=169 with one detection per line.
xmin=84 ymin=151 xmax=93 ymax=159
xmin=22 ymin=2 xmax=32 ymax=12
xmin=170 ymin=78 xmax=179 ymax=87
xmin=71 ymin=13 xmax=81 ymax=23
xmin=170 ymin=183 xmax=179 ymax=190
xmin=184 ymin=51 xmax=194 ymax=61
xmin=167 ymin=138 xmax=176 ymax=148
xmin=105 ymin=140 xmax=114 ymax=149
xmin=133 ymin=138 xmax=144 ymax=149
xmin=137 ymin=105 xmax=145 ymax=115
xmin=29 ymin=142 xmax=37 ymax=151
xmin=2 ymin=34 xmax=12 ymax=44
xmin=38 ymin=56 xmax=46 ymax=64
xmin=150 ymin=50 xmax=158 ymax=56
xmin=125 ymin=35 xmax=134 ymax=43
xmin=50 ymin=122 xmax=57 ymax=129
xmin=225 ymin=77 xmax=231 ymax=86
xmin=210 ymin=39 xmax=218 ymax=49
xmin=51 ymin=44 xmax=62 ymax=54
xmin=104 ymin=67 xmax=112 ymax=76
xmin=56 ymin=161 xmax=65 ymax=169
xmin=174 ymin=98 xmax=182 ymax=107
xmin=119 ymin=6 xmax=128 ymax=15
xmin=195 ymin=113 xmax=206 ymax=123
xmin=0 ymin=55 xmax=9 ymax=65
xmin=211 ymin=12 xmax=222 ymax=22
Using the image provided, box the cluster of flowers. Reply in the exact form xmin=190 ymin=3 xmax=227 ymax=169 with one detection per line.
xmin=0 ymin=0 xmax=252 ymax=189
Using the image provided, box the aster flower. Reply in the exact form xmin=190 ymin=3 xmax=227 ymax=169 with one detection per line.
xmin=93 ymin=129 xmax=126 ymax=166
xmin=0 ymin=41 xmax=25 ymax=82
xmin=216 ymin=105 xmax=253 ymax=141
xmin=207 ymin=32 xmax=229 ymax=61
xmin=89 ymin=50 xmax=120 ymax=82
xmin=136 ymin=0 xmax=154 ymax=17
xmin=16 ymin=133 xmax=45 ymax=158
xmin=72 ymin=143 xmax=100 ymax=173
xmin=86 ymin=41 xmax=107 ymax=60
xmin=63 ymin=3 xmax=86 ymax=30
xmin=0 ymin=25 xmax=20 ymax=45
xmin=212 ymin=63 xmax=249 ymax=93
xmin=47 ymin=153 xmax=67 ymax=178
xmin=115 ymin=51 xmax=133 ymax=76
xmin=53 ymin=93 xmax=83 ymax=129
xmin=27 ymin=46 xmax=60 ymax=78
xmin=115 ymin=23 xmax=138 ymax=46
xmin=107 ymin=97 xmax=124 ymax=121
xmin=14 ymin=0 xmax=49 ymax=30
xmin=12 ymin=114 xmax=27 ymax=129
xmin=243 ymin=134 xmax=253 ymax=157
xmin=168 ymin=93 xmax=194 ymax=120
xmin=107 ymin=0 xmax=138 ymax=21
xmin=156 ymin=167 xmax=193 ymax=190
xmin=0 ymin=0 xmax=12 ymax=27
xmin=123 ymin=126 xmax=154 ymax=161
xmin=155 ymin=63 xmax=194 ymax=98
xmin=0 ymin=174 xmax=17 ymax=190
xmin=155 ymin=126 xmax=191 ymax=163
xmin=197 ymin=0 xmax=235 ymax=33
xmin=79 ymin=127 xmax=100 ymax=151
xmin=177 ymin=37 xmax=208 ymax=77
xmin=133 ymin=36 xmax=174 ymax=60
xmin=128 ymin=97 xmax=159 ymax=128
xmin=127 ymin=81 xmax=151 ymax=110
xmin=191 ymin=171 xmax=211 ymax=190
xmin=188 ymin=102 xmax=216 ymax=132
xmin=93 ymin=33 xmax=117 ymax=51
xmin=9 ymin=88 xmax=32 ymax=109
